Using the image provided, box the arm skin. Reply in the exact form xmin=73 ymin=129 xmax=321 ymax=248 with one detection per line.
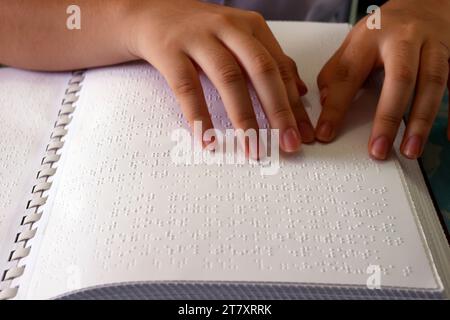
xmin=0 ymin=0 xmax=314 ymax=154
xmin=0 ymin=0 xmax=136 ymax=70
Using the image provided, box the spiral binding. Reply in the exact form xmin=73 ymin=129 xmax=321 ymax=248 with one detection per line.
xmin=0 ymin=71 xmax=85 ymax=300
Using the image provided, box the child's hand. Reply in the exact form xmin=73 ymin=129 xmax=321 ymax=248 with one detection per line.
xmin=316 ymin=0 xmax=450 ymax=160
xmin=126 ymin=0 xmax=314 ymax=152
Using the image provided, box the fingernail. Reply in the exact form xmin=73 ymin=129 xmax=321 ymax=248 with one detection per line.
xmin=370 ymin=136 xmax=390 ymax=160
xmin=282 ymin=127 xmax=301 ymax=153
xmin=403 ymin=135 xmax=422 ymax=159
xmin=315 ymin=121 xmax=334 ymax=142
xmin=298 ymin=121 xmax=315 ymax=143
xmin=320 ymin=87 xmax=328 ymax=105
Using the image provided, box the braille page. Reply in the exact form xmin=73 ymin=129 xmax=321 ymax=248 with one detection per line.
xmin=22 ymin=22 xmax=438 ymax=299
xmin=0 ymin=69 xmax=70 ymax=278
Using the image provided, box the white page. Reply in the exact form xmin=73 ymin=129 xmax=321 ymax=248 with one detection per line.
xmin=21 ymin=22 xmax=438 ymax=299
xmin=0 ymin=69 xmax=69 ymax=281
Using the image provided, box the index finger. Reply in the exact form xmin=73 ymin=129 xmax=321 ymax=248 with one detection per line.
xmin=252 ymin=20 xmax=314 ymax=143
xmin=217 ymin=26 xmax=302 ymax=153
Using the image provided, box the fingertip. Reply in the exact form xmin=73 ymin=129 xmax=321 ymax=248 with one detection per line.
xmin=315 ymin=121 xmax=335 ymax=143
xmin=190 ymin=118 xmax=215 ymax=149
xmin=401 ymin=150 xmax=420 ymax=160
xmin=298 ymin=121 xmax=315 ymax=144
xmin=401 ymin=135 xmax=423 ymax=160
xmin=369 ymin=136 xmax=390 ymax=161
xmin=281 ymin=127 xmax=302 ymax=153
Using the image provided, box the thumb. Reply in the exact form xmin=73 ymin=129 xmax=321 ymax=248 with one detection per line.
xmin=315 ymin=37 xmax=376 ymax=143
xmin=317 ymin=38 xmax=349 ymax=106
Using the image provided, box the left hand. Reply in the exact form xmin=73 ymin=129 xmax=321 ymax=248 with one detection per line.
xmin=315 ymin=0 xmax=450 ymax=160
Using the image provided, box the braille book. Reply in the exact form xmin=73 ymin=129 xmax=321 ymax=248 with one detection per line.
xmin=0 ymin=22 xmax=449 ymax=300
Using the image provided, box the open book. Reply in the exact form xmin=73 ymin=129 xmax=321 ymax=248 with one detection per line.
xmin=0 ymin=22 xmax=449 ymax=300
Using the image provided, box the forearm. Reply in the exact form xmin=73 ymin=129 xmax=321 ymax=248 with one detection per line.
xmin=0 ymin=0 xmax=136 ymax=71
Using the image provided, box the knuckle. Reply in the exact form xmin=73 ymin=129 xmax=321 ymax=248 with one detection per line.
xmin=391 ymin=64 xmax=416 ymax=85
xmin=353 ymin=20 xmax=369 ymax=37
xmin=161 ymin=35 xmax=182 ymax=52
xmin=393 ymin=39 xmax=416 ymax=59
xmin=247 ymin=10 xmax=265 ymax=25
xmin=270 ymin=107 xmax=293 ymax=123
xmin=423 ymin=70 xmax=448 ymax=86
xmin=286 ymin=56 xmax=298 ymax=69
xmin=400 ymin=24 xmax=420 ymax=40
xmin=422 ymin=52 xmax=448 ymax=86
xmin=378 ymin=112 xmax=402 ymax=128
xmin=277 ymin=59 xmax=295 ymax=83
xmin=411 ymin=112 xmax=434 ymax=127
xmin=216 ymin=63 xmax=244 ymax=85
xmin=333 ymin=63 xmax=355 ymax=83
xmin=172 ymin=77 xmax=198 ymax=97
xmin=213 ymin=12 xmax=235 ymax=27
xmin=251 ymin=52 xmax=277 ymax=75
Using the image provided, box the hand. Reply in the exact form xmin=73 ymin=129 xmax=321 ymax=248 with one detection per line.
xmin=126 ymin=0 xmax=314 ymax=153
xmin=316 ymin=0 xmax=450 ymax=160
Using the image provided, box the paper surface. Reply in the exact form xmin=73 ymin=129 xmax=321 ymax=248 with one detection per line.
xmin=0 ymin=69 xmax=69 ymax=280
xmin=21 ymin=22 xmax=438 ymax=299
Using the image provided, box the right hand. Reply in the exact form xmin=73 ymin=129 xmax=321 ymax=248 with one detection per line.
xmin=125 ymin=0 xmax=314 ymax=153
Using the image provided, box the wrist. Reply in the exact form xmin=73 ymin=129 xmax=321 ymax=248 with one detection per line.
xmin=120 ymin=0 xmax=157 ymax=60
xmin=103 ymin=0 xmax=146 ymax=61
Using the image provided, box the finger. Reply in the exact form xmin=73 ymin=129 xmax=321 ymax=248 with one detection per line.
xmin=401 ymin=42 xmax=450 ymax=159
xmin=317 ymin=35 xmax=350 ymax=95
xmin=156 ymin=53 xmax=214 ymax=146
xmin=317 ymin=33 xmax=359 ymax=107
xmin=315 ymin=31 xmax=376 ymax=143
xmin=287 ymin=57 xmax=314 ymax=142
xmin=282 ymin=56 xmax=314 ymax=142
xmin=239 ymin=10 xmax=309 ymax=97
xmin=369 ymin=39 xmax=421 ymax=160
xmin=185 ymin=37 xmax=260 ymax=155
xmin=217 ymin=26 xmax=302 ymax=153
xmin=253 ymin=21 xmax=314 ymax=142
